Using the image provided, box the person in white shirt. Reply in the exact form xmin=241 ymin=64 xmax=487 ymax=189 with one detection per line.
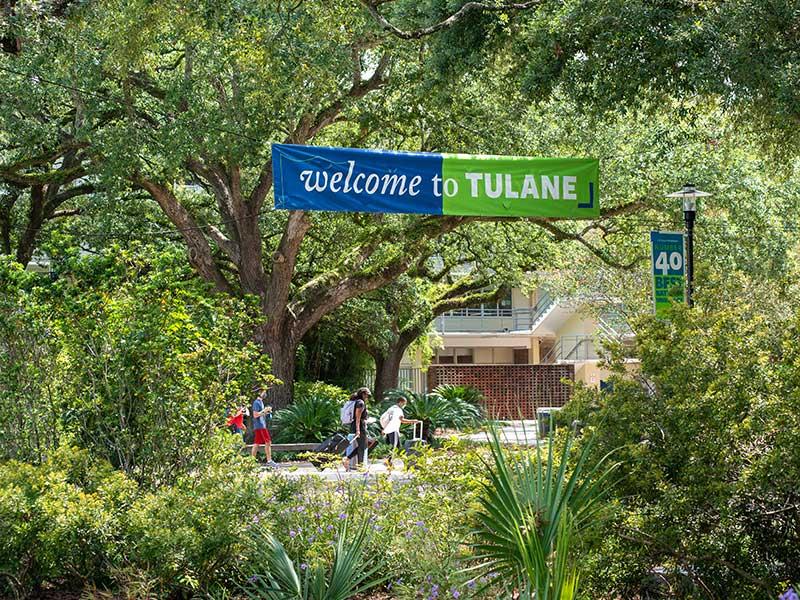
xmin=380 ymin=396 xmax=420 ymax=451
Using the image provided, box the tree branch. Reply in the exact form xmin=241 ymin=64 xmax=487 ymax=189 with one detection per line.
xmin=264 ymin=210 xmax=312 ymax=318
xmin=536 ymin=221 xmax=642 ymax=270
xmin=133 ymin=175 xmax=233 ymax=294
xmin=206 ymin=225 xmax=240 ymax=264
xmin=360 ymin=0 xmax=544 ymax=40
xmin=291 ymin=216 xmax=469 ymax=339
xmin=50 ymin=208 xmax=82 ymax=219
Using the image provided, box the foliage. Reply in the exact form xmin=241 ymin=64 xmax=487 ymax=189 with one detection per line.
xmin=253 ymin=438 xmax=497 ymax=600
xmin=272 ymin=395 xmax=341 ymax=444
xmin=0 ymin=437 xmax=266 ymax=598
xmin=0 ymin=446 xmax=137 ymax=596
xmin=0 ymin=256 xmax=60 ymax=463
xmin=0 ymin=247 xmax=273 ymax=485
xmin=561 ymin=295 xmax=800 ymax=599
xmin=124 ymin=434 xmax=267 ymax=595
xmin=293 ymin=381 xmax=350 ymax=406
xmin=467 ymin=426 xmax=619 ymax=599
xmin=242 ymin=519 xmax=385 ymax=600
xmin=432 ymin=384 xmax=485 ymax=406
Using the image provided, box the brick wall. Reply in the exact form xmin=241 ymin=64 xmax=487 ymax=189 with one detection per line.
xmin=427 ymin=364 xmax=574 ymax=419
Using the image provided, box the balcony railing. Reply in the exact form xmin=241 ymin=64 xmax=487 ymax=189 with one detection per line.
xmin=435 ymin=293 xmax=555 ymax=333
xmin=541 ymin=335 xmax=599 ymax=363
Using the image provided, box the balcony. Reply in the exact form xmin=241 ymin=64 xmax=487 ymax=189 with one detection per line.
xmin=434 ymin=293 xmax=554 ymax=333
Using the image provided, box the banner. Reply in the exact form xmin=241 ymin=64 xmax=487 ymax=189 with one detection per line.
xmin=650 ymin=231 xmax=686 ymax=317
xmin=272 ymin=144 xmax=599 ymax=218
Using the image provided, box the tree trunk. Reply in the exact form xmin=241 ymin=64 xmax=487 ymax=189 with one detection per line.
xmin=372 ymin=330 xmax=418 ymax=401
xmin=262 ymin=335 xmax=297 ymax=410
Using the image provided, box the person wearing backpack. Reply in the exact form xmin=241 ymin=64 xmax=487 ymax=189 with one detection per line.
xmin=342 ymin=387 xmax=371 ymax=470
xmin=380 ymin=396 xmax=420 ymax=450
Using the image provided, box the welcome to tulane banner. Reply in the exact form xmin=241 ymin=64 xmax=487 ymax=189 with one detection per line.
xmin=272 ymin=144 xmax=599 ymax=218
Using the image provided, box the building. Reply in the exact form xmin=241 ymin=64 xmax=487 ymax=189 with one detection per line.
xmin=399 ymin=287 xmax=636 ymax=418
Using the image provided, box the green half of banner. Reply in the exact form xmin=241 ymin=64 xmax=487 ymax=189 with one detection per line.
xmin=441 ymin=153 xmax=599 ymax=218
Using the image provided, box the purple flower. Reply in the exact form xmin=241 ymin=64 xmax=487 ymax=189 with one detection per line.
xmin=451 ymin=589 xmax=460 ymax=599
xmin=467 ymin=580 xmax=477 ymax=590
xmin=300 ymin=563 xmax=308 ymax=571
xmin=780 ymin=588 xmax=800 ymax=600
xmin=338 ymin=512 xmax=347 ymax=520
xmin=289 ymin=530 xmax=297 ymax=538
xmin=247 ymin=575 xmax=259 ymax=583
xmin=252 ymin=515 xmax=260 ymax=524
xmin=415 ymin=520 xmax=425 ymax=527
xmin=404 ymin=530 xmax=413 ymax=539
xmin=327 ymin=524 xmax=335 ymax=531
xmin=428 ymin=583 xmax=440 ymax=599
xmin=296 ymin=505 xmax=306 ymax=512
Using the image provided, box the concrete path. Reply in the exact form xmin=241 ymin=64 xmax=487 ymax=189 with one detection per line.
xmin=261 ymin=460 xmax=414 ymax=482
xmin=459 ymin=419 xmax=542 ymax=446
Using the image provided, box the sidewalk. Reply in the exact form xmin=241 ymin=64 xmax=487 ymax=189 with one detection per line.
xmin=459 ymin=419 xmax=541 ymax=446
xmin=261 ymin=460 xmax=414 ymax=482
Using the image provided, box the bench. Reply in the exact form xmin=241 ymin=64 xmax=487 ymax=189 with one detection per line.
xmin=243 ymin=442 xmax=318 ymax=453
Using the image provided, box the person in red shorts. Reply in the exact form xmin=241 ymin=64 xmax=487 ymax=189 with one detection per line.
xmin=251 ymin=388 xmax=277 ymax=467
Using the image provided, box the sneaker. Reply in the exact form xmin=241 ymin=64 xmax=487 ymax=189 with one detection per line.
xmin=265 ymin=460 xmax=280 ymax=469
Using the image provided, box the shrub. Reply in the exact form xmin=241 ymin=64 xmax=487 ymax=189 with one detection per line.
xmin=272 ymin=395 xmax=342 ymax=443
xmin=0 ymin=446 xmax=137 ymax=595
xmin=293 ymin=381 xmax=350 ymax=405
xmin=432 ymin=384 xmax=485 ymax=406
xmin=124 ymin=434 xmax=267 ymax=595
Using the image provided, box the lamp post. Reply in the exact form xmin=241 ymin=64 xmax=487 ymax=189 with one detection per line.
xmin=666 ymin=184 xmax=711 ymax=307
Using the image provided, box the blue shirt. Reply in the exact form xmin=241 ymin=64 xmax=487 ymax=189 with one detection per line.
xmin=252 ymin=398 xmax=267 ymax=430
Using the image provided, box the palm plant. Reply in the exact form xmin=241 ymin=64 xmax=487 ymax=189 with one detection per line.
xmin=241 ymin=519 xmax=385 ymax=600
xmin=271 ymin=395 xmax=340 ymax=443
xmin=432 ymin=383 xmax=485 ymax=406
xmin=467 ymin=425 xmax=619 ymax=599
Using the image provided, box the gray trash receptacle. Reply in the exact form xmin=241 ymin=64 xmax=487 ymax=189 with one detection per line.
xmin=536 ymin=407 xmax=561 ymax=437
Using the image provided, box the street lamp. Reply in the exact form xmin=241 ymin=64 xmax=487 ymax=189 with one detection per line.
xmin=666 ymin=184 xmax=711 ymax=307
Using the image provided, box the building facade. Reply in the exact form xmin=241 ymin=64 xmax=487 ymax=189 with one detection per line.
xmin=399 ymin=287 xmax=635 ymax=418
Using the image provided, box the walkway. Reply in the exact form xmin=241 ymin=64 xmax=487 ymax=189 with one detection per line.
xmin=262 ymin=460 xmax=414 ymax=482
xmin=459 ymin=419 xmax=542 ymax=446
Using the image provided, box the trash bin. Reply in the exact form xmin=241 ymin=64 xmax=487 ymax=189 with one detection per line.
xmin=536 ymin=407 xmax=561 ymax=437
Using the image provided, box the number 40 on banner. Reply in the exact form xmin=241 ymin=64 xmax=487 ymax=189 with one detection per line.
xmin=650 ymin=231 xmax=686 ymax=317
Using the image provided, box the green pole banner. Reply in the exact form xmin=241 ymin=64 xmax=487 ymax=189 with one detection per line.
xmin=650 ymin=230 xmax=686 ymax=317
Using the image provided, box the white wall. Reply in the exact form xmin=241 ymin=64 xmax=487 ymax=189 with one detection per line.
xmin=512 ymin=288 xmax=531 ymax=309
xmin=554 ymin=313 xmax=595 ymax=338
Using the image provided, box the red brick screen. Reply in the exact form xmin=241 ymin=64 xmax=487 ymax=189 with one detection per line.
xmin=427 ymin=364 xmax=575 ymax=419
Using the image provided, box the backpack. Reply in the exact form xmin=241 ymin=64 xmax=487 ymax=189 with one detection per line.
xmin=340 ymin=399 xmax=356 ymax=425
xmin=379 ymin=407 xmax=393 ymax=430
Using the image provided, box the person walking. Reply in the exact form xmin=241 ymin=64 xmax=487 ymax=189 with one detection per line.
xmin=251 ymin=387 xmax=277 ymax=468
xmin=344 ymin=387 xmax=371 ymax=471
xmin=381 ymin=395 xmax=420 ymax=449
xmin=380 ymin=395 xmax=420 ymax=466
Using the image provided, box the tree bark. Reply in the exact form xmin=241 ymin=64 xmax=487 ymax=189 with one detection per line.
xmin=372 ymin=329 xmax=420 ymax=400
xmin=261 ymin=329 xmax=297 ymax=410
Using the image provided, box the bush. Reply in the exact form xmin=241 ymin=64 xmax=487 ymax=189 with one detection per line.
xmin=432 ymin=383 xmax=485 ymax=406
xmin=293 ymin=381 xmax=350 ymax=405
xmin=0 ymin=446 xmax=137 ymax=596
xmin=125 ymin=436 xmax=267 ymax=595
xmin=0 ymin=248 xmax=274 ymax=487
xmin=566 ymin=303 xmax=800 ymax=599
xmin=272 ymin=395 xmax=341 ymax=443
